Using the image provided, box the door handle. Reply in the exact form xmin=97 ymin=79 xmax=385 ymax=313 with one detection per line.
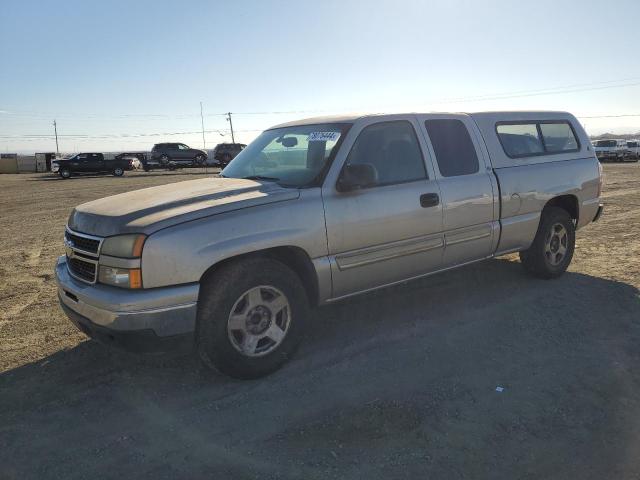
xmin=420 ymin=193 xmax=440 ymax=208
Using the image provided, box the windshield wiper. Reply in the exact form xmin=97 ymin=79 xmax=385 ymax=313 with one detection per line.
xmin=242 ymin=175 xmax=280 ymax=182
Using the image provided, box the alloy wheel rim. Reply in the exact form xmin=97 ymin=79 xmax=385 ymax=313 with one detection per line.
xmin=227 ymin=285 xmax=291 ymax=357
xmin=544 ymin=222 xmax=568 ymax=266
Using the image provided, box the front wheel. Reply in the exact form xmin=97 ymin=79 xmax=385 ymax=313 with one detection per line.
xmin=196 ymin=257 xmax=309 ymax=379
xmin=59 ymin=168 xmax=71 ymax=179
xmin=519 ymin=206 xmax=575 ymax=279
xmin=194 ymin=154 xmax=205 ymax=165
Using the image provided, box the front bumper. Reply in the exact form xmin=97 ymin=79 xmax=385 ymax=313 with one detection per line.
xmin=55 ymin=256 xmax=199 ymax=352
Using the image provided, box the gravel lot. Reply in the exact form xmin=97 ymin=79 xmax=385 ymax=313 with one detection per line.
xmin=1 ymin=165 xmax=639 ymax=479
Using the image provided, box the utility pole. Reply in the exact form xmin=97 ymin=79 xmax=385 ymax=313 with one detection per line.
xmin=226 ymin=112 xmax=235 ymax=143
xmin=53 ymin=119 xmax=60 ymax=156
xmin=200 ymin=102 xmax=206 ymax=149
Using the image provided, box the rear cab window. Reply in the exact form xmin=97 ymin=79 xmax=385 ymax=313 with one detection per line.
xmin=496 ymin=121 xmax=580 ymax=158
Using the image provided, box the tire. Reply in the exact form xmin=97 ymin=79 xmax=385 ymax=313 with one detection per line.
xmin=194 ymin=154 xmax=205 ymax=166
xmin=59 ymin=168 xmax=71 ymax=179
xmin=113 ymin=167 xmax=124 ymax=177
xmin=159 ymin=154 xmax=170 ymax=165
xmin=519 ymin=206 xmax=575 ymax=279
xmin=196 ymin=257 xmax=309 ymax=379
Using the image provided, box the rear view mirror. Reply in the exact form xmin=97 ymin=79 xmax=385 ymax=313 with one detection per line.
xmin=279 ymin=137 xmax=298 ymax=148
xmin=336 ymin=163 xmax=378 ymax=192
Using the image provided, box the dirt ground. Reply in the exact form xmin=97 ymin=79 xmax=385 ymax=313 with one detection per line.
xmin=1 ymin=165 xmax=639 ymax=479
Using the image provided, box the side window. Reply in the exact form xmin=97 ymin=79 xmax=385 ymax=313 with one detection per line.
xmin=496 ymin=123 xmax=544 ymax=157
xmin=425 ymin=119 xmax=479 ymax=177
xmin=539 ymin=122 xmax=578 ymax=153
xmin=178 ymin=144 xmax=188 ymax=150
xmin=77 ymin=154 xmax=88 ymax=160
xmin=345 ymin=121 xmax=426 ymax=186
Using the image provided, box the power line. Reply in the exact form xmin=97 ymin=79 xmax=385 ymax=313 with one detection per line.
xmin=0 ymin=128 xmax=263 ymax=139
xmin=576 ymin=114 xmax=640 ymax=119
xmin=4 ymin=75 xmax=640 ymax=120
xmin=2 ymin=111 xmax=640 ymax=141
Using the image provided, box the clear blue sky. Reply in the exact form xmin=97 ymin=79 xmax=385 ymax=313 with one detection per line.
xmin=2 ymin=0 xmax=640 ymax=153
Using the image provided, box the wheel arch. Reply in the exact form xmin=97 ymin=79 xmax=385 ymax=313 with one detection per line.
xmin=199 ymin=246 xmax=320 ymax=307
xmin=543 ymin=194 xmax=579 ymax=223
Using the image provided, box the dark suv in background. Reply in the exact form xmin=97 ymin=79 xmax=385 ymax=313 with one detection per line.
xmin=150 ymin=143 xmax=207 ymax=169
xmin=213 ymin=143 xmax=246 ymax=167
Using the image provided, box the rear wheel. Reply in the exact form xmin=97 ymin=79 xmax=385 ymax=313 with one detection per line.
xmin=113 ymin=167 xmax=124 ymax=177
xmin=519 ymin=206 xmax=575 ymax=279
xmin=196 ymin=257 xmax=309 ymax=379
xmin=159 ymin=154 xmax=170 ymax=166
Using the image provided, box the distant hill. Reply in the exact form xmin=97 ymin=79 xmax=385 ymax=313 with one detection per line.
xmin=590 ymin=132 xmax=640 ymax=140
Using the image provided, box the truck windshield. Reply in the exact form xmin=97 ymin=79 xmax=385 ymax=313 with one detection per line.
xmin=594 ymin=140 xmax=617 ymax=147
xmin=222 ymin=123 xmax=351 ymax=187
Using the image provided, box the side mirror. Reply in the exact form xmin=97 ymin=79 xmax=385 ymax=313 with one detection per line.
xmin=336 ymin=163 xmax=378 ymax=192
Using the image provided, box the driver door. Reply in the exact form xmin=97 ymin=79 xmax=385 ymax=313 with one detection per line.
xmin=321 ymin=118 xmax=444 ymax=299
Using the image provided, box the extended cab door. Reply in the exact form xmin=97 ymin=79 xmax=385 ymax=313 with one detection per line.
xmin=322 ymin=117 xmax=444 ymax=299
xmin=417 ymin=115 xmax=498 ymax=267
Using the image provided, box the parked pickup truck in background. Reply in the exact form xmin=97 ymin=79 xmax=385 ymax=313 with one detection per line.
xmin=56 ymin=111 xmax=603 ymax=378
xmin=52 ymin=153 xmax=131 ymax=179
xmin=592 ymin=139 xmax=627 ymax=161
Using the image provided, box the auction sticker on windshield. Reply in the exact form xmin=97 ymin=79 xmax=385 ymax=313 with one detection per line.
xmin=308 ymin=131 xmax=341 ymax=142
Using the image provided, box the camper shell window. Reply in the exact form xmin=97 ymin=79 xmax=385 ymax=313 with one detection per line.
xmin=496 ymin=121 xmax=580 ymax=159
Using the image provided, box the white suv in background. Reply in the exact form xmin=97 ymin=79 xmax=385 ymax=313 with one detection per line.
xmin=593 ymin=139 xmax=627 ymax=162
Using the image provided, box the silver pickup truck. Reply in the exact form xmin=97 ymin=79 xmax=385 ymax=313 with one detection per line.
xmin=56 ymin=111 xmax=604 ymax=378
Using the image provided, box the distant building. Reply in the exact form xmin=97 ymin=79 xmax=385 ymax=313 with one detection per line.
xmin=0 ymin=153 xmax=18 ymax=173
xmin=0 ymin=152 xmax=56 ymax=173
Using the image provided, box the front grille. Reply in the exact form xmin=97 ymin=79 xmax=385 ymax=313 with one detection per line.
xmin=65 ymin=230 xmax=100 ymax=254
xmin=68 ymin=257 xmax=97 ymax=282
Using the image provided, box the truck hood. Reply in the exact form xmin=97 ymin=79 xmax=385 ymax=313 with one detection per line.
xmin=68 ymin=177 xmax=300 ymax=237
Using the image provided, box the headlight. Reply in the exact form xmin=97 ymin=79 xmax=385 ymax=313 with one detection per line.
xmin=101 ymin=234 xmax=146 ymax=258
xmin=98 ymin=266 xmax=142 ymax=289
